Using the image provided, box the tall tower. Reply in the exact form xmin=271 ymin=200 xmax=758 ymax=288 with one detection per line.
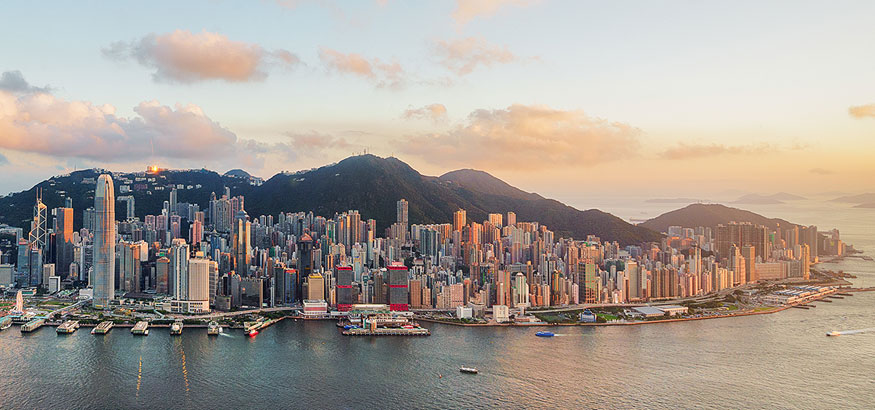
xmin=55 ymin=207 xmax=74 ymax=279
xmin=92 ymin=174 xmax=116 ymax=308
xmin=29 ymin=189 xmax=47 ymax=250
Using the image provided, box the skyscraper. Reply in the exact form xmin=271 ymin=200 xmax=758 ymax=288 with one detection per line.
xmin=55 ymin=207 xmax=74 ymax=279
xmin=453 ymin=209 xmax=466 ymax=232
xmin=92 ymin=174 xmax=115 ymax=308
xmin=387 ymin=262 xmax=409 ymax=311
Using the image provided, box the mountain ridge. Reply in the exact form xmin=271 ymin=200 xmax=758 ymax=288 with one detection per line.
xmin=0 ymin=155 xmax=662 ymax=245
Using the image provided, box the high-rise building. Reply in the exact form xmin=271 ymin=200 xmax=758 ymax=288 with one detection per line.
xmin=232 ymin=211 xmax=251 ymax=274
xmin=453 ymin=209 xmax=466 ymax=232
xmin=741 ymin=245 xmax=757 ymax=283
xmin=387 ymin=262 xmax=409 ymax=311
xmin=55 ymin=207 xmax=74 ymax=279
xmin=169 ymin=239 xmax=190 ymax=300
xmin=336 ymin=265 xmax=354 ymax=311
xmin=28 ymin=189 xmax=47 ymax=250
xmin=507 ymin=212 xmax=516 ymax=227
xmin=92 ymin=174 xmax=116 ymax=308
xmin=396 ymin=199 xmax=408 ymax=226
xmin=307 ymin=273 xmax=325 ymax=301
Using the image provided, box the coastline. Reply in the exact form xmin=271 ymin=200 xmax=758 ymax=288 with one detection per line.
xmin=415 ymin=287 xmax=875 ymax=328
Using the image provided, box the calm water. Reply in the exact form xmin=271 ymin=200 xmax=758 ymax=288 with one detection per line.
xmin=1 ymin=199 xmax=874 ymax=409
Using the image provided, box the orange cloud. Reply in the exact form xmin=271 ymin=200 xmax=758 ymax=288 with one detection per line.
xmin=434 ymin=37 xmax=517 ymax=75
xmin=660 ymin=143 xmax=780 ymax=160
xmin=318 ymin=48 xmax=405 ymax=89
xmin=104 ymin=30 xmax=300 ymax=83
xmin=451 ymin=0 xmax=537 ymax=27
xmin=849 ymin=104 xmax=875 ymax=118
xmin=402 ymin=104 xmax=448 ymax=122
xmin=0 ymin=73 xmax=271 ymax=163
xmin=400 ymin=104 xmax=639 ymax=168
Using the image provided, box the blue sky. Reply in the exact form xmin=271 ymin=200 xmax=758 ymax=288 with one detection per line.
xmin=1 ymin=0 xmax=874 ymax=202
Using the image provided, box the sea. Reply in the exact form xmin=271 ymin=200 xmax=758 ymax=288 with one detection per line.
xmin=1 ymin=197 xmax=873 ymax=409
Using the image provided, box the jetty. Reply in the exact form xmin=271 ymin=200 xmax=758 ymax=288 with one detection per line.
xmin=92 ymin=321 xmax=113 ymax=335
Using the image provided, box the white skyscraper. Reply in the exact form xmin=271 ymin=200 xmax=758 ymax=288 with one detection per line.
xmin=92 ymin=174 xmax=115 ymax=307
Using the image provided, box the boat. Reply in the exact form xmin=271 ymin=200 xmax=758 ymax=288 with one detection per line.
xmin=343 ymin=324 xmax=359 ymax=330
xmin=535 ymin=331 xmax=555 ymax=337
xmin=131 ymin=321 xmax=149 ymax=336
xmin=21 ymin=317 xmax=46 ymax=333
xmin=0 ymin=316 xmax=12 ymax=330
xmin=56 ymin=320 xmax=80 ymax=334
xmin=207 ymin=321 xmax=222 ymax=335
xmin=460 ymin=367 xmax=479 ymax=374
xmin=92 ymin=321 xmax=113 ymax=335
xmin=170 ymin=320 xmax=183 ymax=335
xmin=827 ymin=331 xmax=841 ymax=337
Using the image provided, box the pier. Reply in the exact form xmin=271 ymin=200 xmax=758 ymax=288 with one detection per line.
xmin=92 ymin=321 xmax=113 ymax=335
xmin=342 ymin=327 xmax=430 ymax=336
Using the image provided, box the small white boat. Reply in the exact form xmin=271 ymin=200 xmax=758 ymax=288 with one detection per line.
xmin=826 ymin=331 xmax=841 ymax=337
xmin=459 ymin=367 xmax=478 ymax=374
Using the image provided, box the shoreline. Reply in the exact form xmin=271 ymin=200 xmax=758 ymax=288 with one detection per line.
xmin=416 ymin=287 xmax=875 ymax=328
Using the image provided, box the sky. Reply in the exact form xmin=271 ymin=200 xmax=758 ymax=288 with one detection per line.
xmin=1 ymin=0 xmax=874 ymax=206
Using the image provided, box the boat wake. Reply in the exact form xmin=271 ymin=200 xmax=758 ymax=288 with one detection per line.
xmin=828 ymin=327 xmax=875 ymax=336
xmin=219 ymin=332 xmax=234 ymax=338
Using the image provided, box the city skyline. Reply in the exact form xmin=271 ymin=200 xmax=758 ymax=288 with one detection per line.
xmin=1 ymin=0 xmax=874 ymax=200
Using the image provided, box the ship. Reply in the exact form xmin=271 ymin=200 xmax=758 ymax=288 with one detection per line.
xmin=20 ymin=316 xmax=46 ymax=333
xmin=826 ymin=331 xmax=841 ymax=337
xmin=460 ymin=367 xmax=479 ymax=374
xmin=56 ymin=320 xmax=80 ymax=334
xmin=207 ymin=321 xmax=222 ymax=336
xmin=0 ymin=316 xmax=12 ymax=330
xmin=170 ymin=320 xmax=183 ymax=335
xmin=535 ymin=331 xmax=555 ymax=337
xmin=92 ymin=321 xmax=113 ymax=335
xmin=131 ymin=321 xmax=149 ymax=336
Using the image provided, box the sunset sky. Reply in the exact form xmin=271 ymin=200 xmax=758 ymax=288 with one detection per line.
xmin=1 ymin=0 xmax=873 ymax=204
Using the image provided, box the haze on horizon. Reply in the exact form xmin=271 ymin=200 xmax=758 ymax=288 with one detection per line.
xmin=1 ymin=0 xmax=874 ymax=202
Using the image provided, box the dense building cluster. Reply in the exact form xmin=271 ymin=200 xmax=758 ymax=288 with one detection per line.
xmin=0 ymin=171 xmax=848 ymax=315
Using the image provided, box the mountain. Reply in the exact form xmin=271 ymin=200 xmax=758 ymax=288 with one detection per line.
xmin=645 ymin=197 xmax=708 ymax=204
xmin=223 ymin=169 xmax=252 ymax=179
xmin=0 ymin=155 xmax=662 ymax=245
xmin=245 ymin=155 xmax=661 ymax=244
xmin=0 ymin=168 xmax=255 ymax=232
xmin=832 ymin=193 xmax=875 ymax=203
xmin=733 ymin=192 xmax=805 ymax=204
xmin=638 ymin=203 xmax=798 ymax=233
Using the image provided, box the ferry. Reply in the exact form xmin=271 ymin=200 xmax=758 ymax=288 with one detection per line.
xmin=131 ymin=321 xmax=149 ymax=336
xmin=0 ymin=316 xmax=12 ymax=330
xmin=459 ymin=367 xmax=479 ymax=374
xmin=535 ymin=331 xmax=555 ymax=337
xmin=826 ymin=331 xmax=842 ymax=337
xmin=170 ymin=320 xmax=183 ymax=335
xmin=56 ymin=320 xmax=80 ymax=334
xmin=11 ymin=314 xmax=33 ymax=325
xmin=92 ymin=321 xmax=113 ymax=335
xmin=21 ymin=317 xmax=46 ymax=333
xmin=207 ymin=321 xmax=222 ymax=336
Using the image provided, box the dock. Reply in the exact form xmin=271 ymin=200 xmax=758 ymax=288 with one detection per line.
xmin=21 ymin=317 xmax=46 ymax=333
xmin=343 ymin=327 xmax=430 ymax=336
xmin=56 ymin=320 xmax=80 ymax=334
xmin=92 ymin=321 xmax=113 ymax=335
xmin=131 ymin=321 xmax=149 ymax=336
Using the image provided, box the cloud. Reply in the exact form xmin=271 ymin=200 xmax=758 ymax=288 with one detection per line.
xmin=285 ymin=131 xmax=352 ymax=152
xmin=451 ymin=0 xmax=537 ymax=27
xmin=848 ymin=104 xmax=875 ymax=118
xmin=318 ymin=48 xmax=405 ymax=89
xmin=399 ymin=104 xmax=639 ymax=168
xmin=402 ymin=104 xmax=448 ymax=122
xmin=659 ymin=143 xmax=788 ymax=160
xmin=0 ymin=152 xmax=8 ymax=165
xmin=434 ymin=37 xmax=517 ymax=75
xmin=809 ymin=167 xmax=833 ymax=175
xmin=0 ymin=70 xmax=51 ymax=94
xmin=0 ymin=86 xmax=265 ymax=163
xmin=104 ymin=30 xmax=300 ymax=83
